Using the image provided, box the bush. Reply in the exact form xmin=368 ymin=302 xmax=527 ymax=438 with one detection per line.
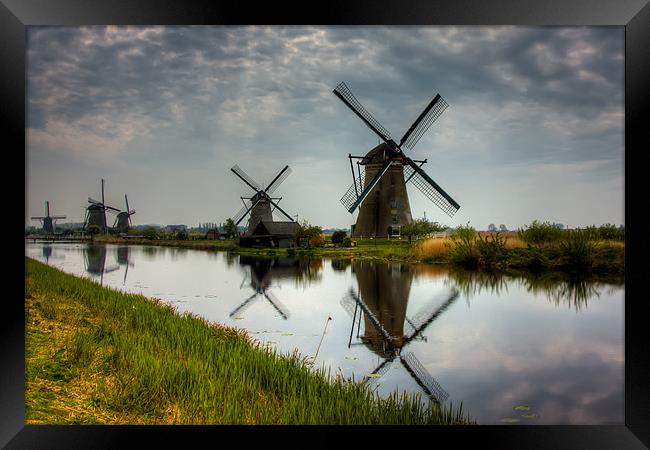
xmin=309 ymin=234 xmax=325 ymax=247
xmin=559 ymin=229 xmax=597 ymax=271
xmin=448 ymin=224 xmax=479 ymax=268
xmin=342 ymin=236 xmax=352 ymax=248
xmin=331 ymin=230 xmax=347 ymax=245
xmin=475 ymin=232 xmax=508 ymax=268
xmin=86 ymin=224 xmax=102 ymax=236
xmin=518 ymin=220 xmax=564 ymax=247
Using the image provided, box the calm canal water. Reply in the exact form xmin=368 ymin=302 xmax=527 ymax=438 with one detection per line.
xmin=25 ymin=242 xmax=624 ymax=425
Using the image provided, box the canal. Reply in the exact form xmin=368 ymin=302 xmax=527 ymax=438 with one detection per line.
xmin=25 ymin=242 xmax=624 ymax=424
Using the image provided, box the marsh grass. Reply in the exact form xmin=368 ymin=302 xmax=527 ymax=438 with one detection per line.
xmin=25 ymin=257 xmax=471 ymax=425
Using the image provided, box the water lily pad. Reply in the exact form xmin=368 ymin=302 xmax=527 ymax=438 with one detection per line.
xmin=344 ymin=356 xmax=358 ymax=360
xmin=513 ymin=406 xmax=531 ymax=411
xmin=281 ymin=333 xmax=293 ymax=336
xmin=521 ymin=413 xmax=539 ymax=419
xmin=500 ymin=418 xmax=520 ymax=423
xmin=366 ymin=373 xmax=382 ymax=378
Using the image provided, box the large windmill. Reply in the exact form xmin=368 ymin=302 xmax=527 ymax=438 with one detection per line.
xmin=333 ymin=82 xmax=460 ymax=238
xmin=113 ymin=194 xmax=136 ymax=233
xmin=340 ymin=261 xmax=459 ymax=404
xmin=84 ymin=179 xmax=120 ymax=234
xmin=230 ymin=165 xmax=295 ymax=235
xmin=31 ymin=201 xmax=66 ymax=234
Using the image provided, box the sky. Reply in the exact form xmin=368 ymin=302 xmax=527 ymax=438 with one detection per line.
xmin=25 ymin=26 xmax=624 ymax=230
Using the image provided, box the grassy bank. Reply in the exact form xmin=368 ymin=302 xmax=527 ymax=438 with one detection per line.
xmin=25 ymin=258 xmax=470 ymax=425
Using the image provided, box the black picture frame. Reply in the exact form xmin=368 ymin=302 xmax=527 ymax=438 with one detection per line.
xmin=5 ymin=0 xmax=649 ymax=448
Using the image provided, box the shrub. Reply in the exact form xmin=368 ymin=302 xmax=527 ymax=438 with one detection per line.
xmin=475 ymin=232 xmax=508 ymax=268
xmin=86 ymin=224 xmax=102 ymax=237
xmin=310 ymin=234 xmax=325 ymax=248
xmin=331 ymin=230 xmax=347 ymax=245
xmin=518 ymin=220 xmax=564 ymax=247
xmin=342 ymin=236 xmax=352 ymax=248
xmin=448 ymin=224 xmax=479 ymax=268
xmin=559 ymin=229 xmax=597 ymax=271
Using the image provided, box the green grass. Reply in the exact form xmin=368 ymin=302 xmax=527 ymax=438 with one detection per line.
xmin=25 ymin=257 xmax=471 ymax=425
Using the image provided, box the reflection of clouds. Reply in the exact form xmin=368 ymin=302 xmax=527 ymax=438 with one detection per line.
xmin=440 ymin=350 xmax=623 ymax=424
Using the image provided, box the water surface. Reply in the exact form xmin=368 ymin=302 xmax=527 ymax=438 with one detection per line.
xmin=25 ymin=242 xmax=624 ymax=424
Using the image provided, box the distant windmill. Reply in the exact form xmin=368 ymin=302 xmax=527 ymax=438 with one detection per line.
xmin=113 ymin=194 xmax=136 ymax=233
xmin=84 ymin=179 xmax=120 ymax=234
xmin=230 ymin=165 xmax=295 ymax=235
xmin=31 ymin=201 xmax=66 ymax=234
xmin=333 ymin=81 xmax=460 ymax=238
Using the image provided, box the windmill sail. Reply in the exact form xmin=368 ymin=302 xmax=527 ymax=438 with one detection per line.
xmin=333 ymin=82 xmax=393 ymax=144
xmin=403 ymin=158 xmax=459 ymax=217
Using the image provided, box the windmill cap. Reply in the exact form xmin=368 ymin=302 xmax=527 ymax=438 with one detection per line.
xmin=360 ymin=143 xmax=392 ymax=165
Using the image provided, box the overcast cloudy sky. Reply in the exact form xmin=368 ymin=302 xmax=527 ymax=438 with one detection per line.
xmin=26 ymin=26 xmax=624 ymax=230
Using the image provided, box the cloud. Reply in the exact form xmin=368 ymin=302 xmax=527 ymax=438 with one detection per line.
xmin=26 ymin=26 xmax=624 ymax=228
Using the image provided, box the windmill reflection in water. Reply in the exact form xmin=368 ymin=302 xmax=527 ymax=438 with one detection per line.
xmin=341 ymin=260 xmax=459 ymax=405
xmin=83 ymin=245 xmax=121 ymax=285
xmin=229 ymin=256 xmax=318 ymax=320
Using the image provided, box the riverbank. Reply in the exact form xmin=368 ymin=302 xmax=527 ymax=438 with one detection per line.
xmin=86 ymin=233 xmax=624 ymax=276
xmin=25 ymin=258 xmax=471 ymax=425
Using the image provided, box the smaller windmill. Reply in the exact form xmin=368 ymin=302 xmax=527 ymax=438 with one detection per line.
xmin=84 ymin=179 xmax=120 ymax=234
xmin=113 ymin=194 xmax=136 ymax=233
xmin=341 ymin=287 xmax=459 ymax=404
xmin=230 ymin=165 xmax=295 ymax=235
xmin=31 ymin=201 xmax=66 ymax=234
xmin=230 ymin=257 xmax=290 ymax=320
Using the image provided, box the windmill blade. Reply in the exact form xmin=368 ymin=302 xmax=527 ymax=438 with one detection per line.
xmin=233 ymin=199 xmax=259 ymax=226
xmin=124 ymin=195 xmax=133 ymax=226
xmin=339 ymin=169 xmax=365 ymax=211
xmin=268 ymin=198 xmax=294 ymax=222
xmin=103 ymin=264 xmax=120 ymax=274
xmin=51 ymin=215 xmax=66 ymax=220
xmin=364 ymin=357 xmax=394 ymax=384
xmin=403 ymin=157 xmax=460 ymax=217
xmin=347 ymin=159 xmax=393 ymax=213
xmin=229 ymin=293 xmax=258 ymax=318
xmin=262 ymin=290 xmax=290 ymax=320
xmin=399 ymin=94 xmax=449 ymax=150
xmin=404 ymin=288 xmax=459 ymax=343
xmin=400 ymin=351 xmax=449 ymax=404
xmin=31 ymin=216 xmax=45 ymax=220
xmin=231 ymin=165 xmax=262 ymax=192
xmin=333 ymin=82 xmax=393 ymax=144
xmin=264 ymin=165 xmax=292 ymax=195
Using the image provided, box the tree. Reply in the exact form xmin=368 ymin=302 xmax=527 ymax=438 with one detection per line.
xmin=223 ymin=218 xmax=238 ymax=239
xmin=499 ymin=224 xmax=508 ymax=232
xmin=488 ymin=223 xmax=497 ymax=232
xmin=86 ymin=224 xmax=102 ymax=237
xmin=294 ymin=220 xmax=323 ymax=247
xmin=402 ymin=218 xmax=444 ymax=243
